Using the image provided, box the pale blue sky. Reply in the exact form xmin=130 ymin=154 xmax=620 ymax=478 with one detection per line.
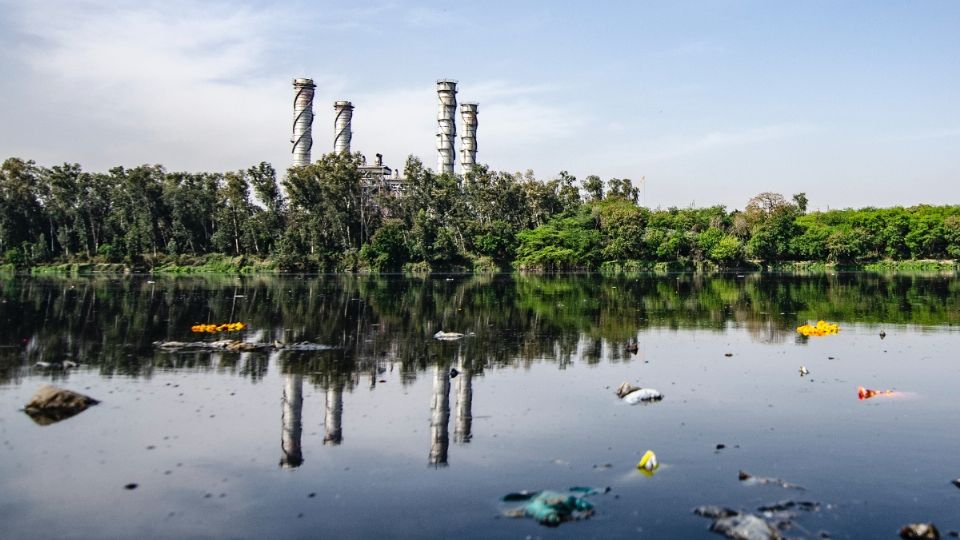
xmin=1 ymin=0 xmax=957 ymax=209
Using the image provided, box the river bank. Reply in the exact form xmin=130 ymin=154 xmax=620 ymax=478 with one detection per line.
xmin=10 ymin=255 xmax=958 ymax=275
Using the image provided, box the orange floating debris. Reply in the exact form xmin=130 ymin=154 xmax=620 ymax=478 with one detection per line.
xmin=857 ymin=385 xmax=894 ymax=400
xmin=191 ymin=322 xmax=246 ymax=333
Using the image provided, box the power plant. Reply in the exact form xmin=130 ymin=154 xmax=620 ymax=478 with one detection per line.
xmin=435 ymin=79 xmax=458 ymax=175
xmin=333 ymin=100 xmax=354 ymax=154
xmin=290 ymin=78 xmax=316 ymax=167
xmin=291 ymin=77 xmax=480 ymax=184
xmin=459 ymin=102 xmax=478 ymax=173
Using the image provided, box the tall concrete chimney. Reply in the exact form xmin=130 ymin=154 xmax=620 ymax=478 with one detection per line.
xmin=459 ymin=102 xmax=478 ymax=173
xmin=436 ymin=79 xmax=458 ymax=175
xmin=334 ymin=100 xmax=354 ymax=154
xmin=291 ymin=78 xmax=316 ymax=167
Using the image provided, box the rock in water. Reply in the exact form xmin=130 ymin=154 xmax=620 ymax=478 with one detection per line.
xmin=23 ymin=385 xmax=100 ymax=425
xmin=710 ymin=514 xmax=781 ymax=540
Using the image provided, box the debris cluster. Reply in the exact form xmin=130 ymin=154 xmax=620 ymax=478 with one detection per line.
xmin=739 ymin=470 xmax=804 ymax=490
xmin=796 ymin=320 xmax=840 ymax=337
xmin=191 ymin=322 xmax=247 ymax=333
xmin=858 ymin=386 xmax=895 ymax=400
xmin=501 ymin=487 xmax=605 ymax=527
xmin=154 ymin=340 xmax=334 ymax=352
xmin=694 ymin=498 xmax=823 ymax=539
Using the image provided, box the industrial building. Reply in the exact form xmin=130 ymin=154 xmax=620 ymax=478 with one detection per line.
xmin=290 ymin=78 xmax=479 ymax=192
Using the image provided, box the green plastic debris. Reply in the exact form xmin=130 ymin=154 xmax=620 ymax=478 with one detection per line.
xmin=502 ymin=489 xmax=597 ymax=526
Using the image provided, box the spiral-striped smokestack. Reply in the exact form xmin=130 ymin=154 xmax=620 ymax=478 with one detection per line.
xmin=436 ymin=80 xmax=458 ymax=175
xmin=334 ymin=100 xmax=354 ymax=154
xmin=459 ymin=102 xmax=478 ymax=173
xmin=291 ymin=78 xmax=316 ymax=167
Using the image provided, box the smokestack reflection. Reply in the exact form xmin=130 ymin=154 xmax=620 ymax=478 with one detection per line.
xmin=428 ymin=365 xmax=451 ymax=466
xmin=323 ymin=383 xmax=344 ymax=445
xmin=454 ymin=361 xmax=473 ymax=444
xmin=280 ymin=374 xmax=304 ymax=468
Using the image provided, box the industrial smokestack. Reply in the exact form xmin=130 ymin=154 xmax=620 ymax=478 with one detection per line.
xmin=459 ymin=102 xmax=478 ymax=173
xmin=291 ymin=78 xmax=316 ymax=167
xmin=436 ymin=79 xmax=458 ymax=175
xmin=334 ymin=100 xmax=354 ymax=154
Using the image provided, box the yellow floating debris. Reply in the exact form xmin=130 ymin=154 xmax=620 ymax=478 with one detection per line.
xmin=637 ymin=450 xmax=659 ymax=476
xmin=191 ymin=322 xmax=247 ymax=333
xmin=796 ymin=320 xmax=839 ymax=337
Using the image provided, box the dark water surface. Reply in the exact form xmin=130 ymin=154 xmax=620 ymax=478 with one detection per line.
xmin=1 ymin=273 xmax=959 ymax=539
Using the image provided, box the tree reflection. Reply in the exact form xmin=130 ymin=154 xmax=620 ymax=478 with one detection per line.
xmin=0 ymin=272 xmax=957 ymax=388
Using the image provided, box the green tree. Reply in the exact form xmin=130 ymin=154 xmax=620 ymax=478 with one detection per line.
xmin=583 ymin=175 xmax=603 ymax=202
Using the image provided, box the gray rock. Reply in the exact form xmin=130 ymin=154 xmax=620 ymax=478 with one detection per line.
xmin=710 ymin=514 xmax=781 ymax=540
xmin=23 ymin=385 xmax=99 ymax=425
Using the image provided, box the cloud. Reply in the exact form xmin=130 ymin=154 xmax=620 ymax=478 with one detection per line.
xmin=1 ymin=0 xmax=308 ymax=171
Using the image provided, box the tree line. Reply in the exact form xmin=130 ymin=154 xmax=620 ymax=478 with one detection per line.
xmin=2 ymin=155 xmax=959 ymax=271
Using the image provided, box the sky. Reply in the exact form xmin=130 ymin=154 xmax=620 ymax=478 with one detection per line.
xmin=0 ymin=0 xmax=958 ymax=210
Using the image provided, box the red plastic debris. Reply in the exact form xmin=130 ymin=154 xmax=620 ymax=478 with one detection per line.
xmin=858 ymin=386 xmax=894 ymax=400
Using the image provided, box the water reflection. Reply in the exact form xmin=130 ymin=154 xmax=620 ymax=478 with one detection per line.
xmin=3 ymin=273 xmax=959 ymax=539
xmin=454 ymin=358 xmax=474 ymax=445
xmin=428 ymin=364 xmax=451 ymax=467
xmin=280 ymin=373 xmax=304 ymax=468
xmin=323 ymin=383 xmax=344 ymax=446
xmin=2 ymin=273 xmax=958 ymax=427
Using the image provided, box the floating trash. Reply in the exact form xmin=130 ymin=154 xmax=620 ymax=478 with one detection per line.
xmin=616 ymin=382 xmax=664 ymax=404
xmin=154 ymin=340 xmax=334 ymax=352
xmin=191 ymin=322 xmax=246 ymax=333
xmin=710 ymin=513 xmax=778 ymax=540
xmin=796 ymin=320 xmax=840 ymax=336
xmin=899 ymin=522 xmax=939 ymax=539
xmin=858 ymin=386 xmax=895 ymax=400
xmin=637 ymin=450 xmax=659 ymax=476
xmin=799 ymin=365 xmax=810 ymax=377
xmin=501 ymin=488 xmax=600 ymax=526
xmin=695 ymin=500 xmax=825 ymax=540
xmin=739 ymin=470 xmax=804 ymax=490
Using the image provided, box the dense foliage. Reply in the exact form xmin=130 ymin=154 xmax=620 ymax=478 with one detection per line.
xmin=2 ymin=155 xmax=958 ymax=272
